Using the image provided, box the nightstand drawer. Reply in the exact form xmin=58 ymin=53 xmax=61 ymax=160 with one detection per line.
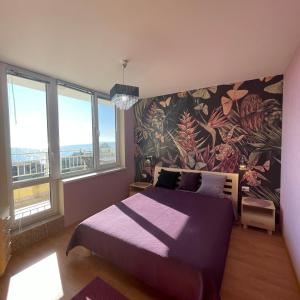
xmin=242 ymin=211 xmax=275 ymax=231
xmin=242 ymin=215 xmax=275 ymax=230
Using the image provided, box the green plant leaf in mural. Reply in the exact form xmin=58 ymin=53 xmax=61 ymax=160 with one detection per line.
xmin=221 ymin=82 xmax=248 ymax=115
xmin=264 ymin=80 xmax=283 ymax=94
xmin=263 ymin=98 xmax=282 ymax=127
xmin=159 ymin=96 xmax=172 ymax=108
xmin=248 ymin=125 xmax=281 ymax=154
xmin=134 ymin=74 xmax=283 ymax=210
xmin=194 ymin=103 xmax=209 ymax=115
xmin=191 ymin=86 xmax=217 ymax=99
xmin=161 ymin=151 xmax=179 ymax=168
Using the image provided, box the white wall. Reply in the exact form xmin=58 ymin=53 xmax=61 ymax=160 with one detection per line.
xmin=281 ymin=45 xmax=300 ymax=282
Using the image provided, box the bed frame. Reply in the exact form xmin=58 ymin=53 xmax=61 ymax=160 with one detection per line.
xmin=153 ymin=166 xmax=239 ymax=214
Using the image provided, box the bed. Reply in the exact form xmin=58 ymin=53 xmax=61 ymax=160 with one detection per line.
xmin=67 ymin=167 xmax=239 ymax=300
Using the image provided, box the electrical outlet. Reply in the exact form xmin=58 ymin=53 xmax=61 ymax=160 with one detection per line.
xmin=241 ymin=186 xmax=250 ymax=192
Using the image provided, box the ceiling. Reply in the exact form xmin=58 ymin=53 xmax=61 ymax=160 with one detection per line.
xmin=0 ymin=0 xmax=300 ymax=98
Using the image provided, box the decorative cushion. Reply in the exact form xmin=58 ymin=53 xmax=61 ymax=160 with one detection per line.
xmin=177 ymin=172 xmax=201 ymax=192
xmin=196 ymin=172 xmax=226 ymax=198
xmin=155 ymin=169 xmax=180 ymax=189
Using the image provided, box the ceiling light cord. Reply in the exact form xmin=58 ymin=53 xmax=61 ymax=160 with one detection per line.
xmin=122 ymin=59 xmax=128 ymax=85
xmin=110 ymin=58 xmax=139 ymax=110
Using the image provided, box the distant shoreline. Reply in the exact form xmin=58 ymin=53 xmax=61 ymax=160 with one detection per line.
xmin=11 ymin=142 xmax=116 ymax=161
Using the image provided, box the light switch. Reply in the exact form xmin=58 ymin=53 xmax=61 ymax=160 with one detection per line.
xmin=242 ymin=186 xmax=250 ymax=192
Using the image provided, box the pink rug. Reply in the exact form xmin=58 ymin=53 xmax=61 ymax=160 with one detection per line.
xmin=71 ymin=277 xmax=128 ymax=300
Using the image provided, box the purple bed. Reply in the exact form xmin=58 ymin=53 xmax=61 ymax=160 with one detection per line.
xmin=67 ymin=187 xmax=234 ymax=300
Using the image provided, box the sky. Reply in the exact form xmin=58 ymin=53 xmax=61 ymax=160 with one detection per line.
xmin=7 ymin=78 xmax=116 ymax=151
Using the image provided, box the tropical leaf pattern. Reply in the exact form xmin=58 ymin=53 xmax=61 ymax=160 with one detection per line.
xmin=134 ymin=75 xmax=283 ymax=211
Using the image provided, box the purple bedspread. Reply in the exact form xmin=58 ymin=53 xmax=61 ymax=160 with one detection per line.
xmin=67 ymin=187 xmax=234 ymax=300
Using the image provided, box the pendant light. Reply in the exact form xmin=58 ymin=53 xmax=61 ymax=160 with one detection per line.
xmin=110 ymin=59 xmax=139 ymax=110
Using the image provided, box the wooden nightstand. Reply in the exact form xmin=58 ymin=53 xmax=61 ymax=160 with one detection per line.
xmin=0 ymin=216 xmax=11 ymax=276
xmin=241 ymin=197 xmax=275 ymax=235
xmin=129 ymin=182 xmax=152 ymax=196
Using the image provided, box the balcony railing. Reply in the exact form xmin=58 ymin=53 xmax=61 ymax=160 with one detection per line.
xmin=60 ymin=151 xmax=93 ymax=174
xmin=12 ymin=148 xmax=116 ymax=181
xmin=11 ymin=148 xmax=116 ymax=219
xmin=12 ymin=152 xmax=49 ymax=180
xmin=15 ymin=200 xmax=51 ymax=220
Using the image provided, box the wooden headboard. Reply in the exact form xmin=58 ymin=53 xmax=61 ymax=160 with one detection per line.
xmin=153 ymin=166 xmax=239 ymax=213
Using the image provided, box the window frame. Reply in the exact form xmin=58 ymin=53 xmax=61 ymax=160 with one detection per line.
xmin=4 ymin=65 xmax=60 ymax=228
xmin=0 ymin=62 xmax=124 ymax=228
xmin=57 ymin=82 xmax=95 ymax=177
xmin=97 ymin=96 xmax=120 ymax=171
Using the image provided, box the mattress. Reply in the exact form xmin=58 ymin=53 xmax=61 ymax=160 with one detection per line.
xmin=67 ymin=187 xmax=234 ymax=300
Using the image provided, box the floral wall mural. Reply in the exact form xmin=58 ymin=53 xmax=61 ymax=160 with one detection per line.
xmin=134 ymin=75 xmax=283 ymax=211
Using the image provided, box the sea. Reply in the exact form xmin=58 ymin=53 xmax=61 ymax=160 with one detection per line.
xmin=11 ymin=142 xmax=116 ymax=161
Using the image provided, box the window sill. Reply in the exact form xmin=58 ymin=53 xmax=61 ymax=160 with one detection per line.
xmin=11 ymin=214 xmax=63 ymax=235
xmin=61 ymin=166 xmax=127 ymax=184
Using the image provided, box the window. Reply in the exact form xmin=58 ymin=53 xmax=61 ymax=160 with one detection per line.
xmin=58 ymin=86 xmax=94 ymax=174
xmin=13 ymin=183 xmax=51 ymax=220
xmin=7 ymin=74 xmax=54 ymax=221
xmin=98 ymin=98 xmax=117 ymax=166
xmin=1 ymin=63 xmax=123 ymax=226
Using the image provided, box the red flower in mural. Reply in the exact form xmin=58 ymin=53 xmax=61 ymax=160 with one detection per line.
xmin=211 ymin=126 xmax=244 ymax=173
xmin=241 ymin=152 xmax=270 ymax=186
xmin=216 ymin=150 xmax=240 ymax=173
xmin=134 ymin=76 xmax=282 ymax=202
xmin=212 ymin=143 xmax=240 ymax=173
xmin=175 ymin=112 xmax=206 ymax=170
xmin=177 ymin=112 xmax=198 ymax=153
xmin=243 ymin=170 xmax=262 ymax=186
xmin=207 ymin=108 xmax=228 ymax=129
xmin=215 ymin=144 xmax=235 ymax=161
xmin=198 ymin=107 xmax=228 ymax=147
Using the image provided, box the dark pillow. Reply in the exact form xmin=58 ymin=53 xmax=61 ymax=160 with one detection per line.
xmin=155 ymin=169 xmax=180 ymax=189
xmin=177 ymin=172 xmax=201 ymax=191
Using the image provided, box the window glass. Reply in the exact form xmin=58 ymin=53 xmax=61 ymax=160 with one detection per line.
xmin=7 ymin=74 xmax=52 ymax=219
xmin=14 ymin=183 xmax=51 ymax=220
xmin=7 ymin=75 xmax=49 ymax=182
xmin=58 ymin=86 xmax=93 ymax=174
xmin=98 ymin=99 xmax=117 ymax=166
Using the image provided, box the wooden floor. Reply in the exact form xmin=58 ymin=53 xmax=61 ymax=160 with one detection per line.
xmin=0 ymin=225 xmax=299 ymax=300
